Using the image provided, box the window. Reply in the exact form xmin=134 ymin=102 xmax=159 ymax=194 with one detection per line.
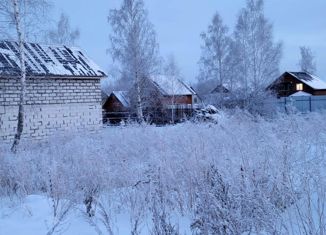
xmin=194 ymin=97 xmax=198 ymax=103
xmin=296 ymin=83 xmax=303 ymax=91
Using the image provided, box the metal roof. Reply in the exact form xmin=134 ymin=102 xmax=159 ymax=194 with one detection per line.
xmin=0 ymin=41 xmax=106 ymax=78
xmin=288 ymin=72 xmax=326 ymax=90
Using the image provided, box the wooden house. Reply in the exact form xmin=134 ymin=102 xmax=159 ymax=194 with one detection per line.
xmin=102 ymin=91 xmax=130 ymax=123
xmin=268 ymin=72 xmax=326 ymax=97
xmin=148 ymin=75 xmax=199 ymax=108
xmin=0 ymin=40 xmax=106 ymax=141
xmin=102 ymin=75 xmax=200 ymax=124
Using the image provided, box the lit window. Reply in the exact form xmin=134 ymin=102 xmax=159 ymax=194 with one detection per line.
xmin=296 ymin=83 xmax=303 ymax=91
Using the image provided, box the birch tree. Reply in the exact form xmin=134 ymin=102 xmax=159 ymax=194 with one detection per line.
xmin=108 ymin=0 xmax=160 ymax=121
xmin=46 ymin=13 xmax=80 ymax=46
xmin=198 ymin=12 xmax=231 ymax=94
xmin=233 ymin=0 xmax=282 ymax=94
xmin=0 ymin=0 xmax=50 ymax=152
xmin=0 ymin=0 xmax=50 ymax=41
xmin=10 ymin=0 xmax=26 ymax=152
xmin=164 ymin=55 xmax=182 ymax=123
xmin=298 ymin=46 xmax=316 ymax=74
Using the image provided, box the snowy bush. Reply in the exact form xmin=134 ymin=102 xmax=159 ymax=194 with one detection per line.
xmin=1 ymin=111 xmax=326 ymax=234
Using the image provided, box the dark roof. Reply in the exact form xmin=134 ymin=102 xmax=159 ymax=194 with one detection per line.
xmin=287 ymin=72 xmax=326 ymax=90
xmin=0 ymin=41 xmax=106 ymax=78
xmin=211 ymin=84 xmax=229 ymax=94
xmin=111 ymin=91 xmax=130 ymax=107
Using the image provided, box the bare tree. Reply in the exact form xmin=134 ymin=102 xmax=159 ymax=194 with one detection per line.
xmin=198 ymin=12 xmax=231 ymax=95
xmin=0 ymin=0 xmax=50 ymax=152
xmin=108 ymin=0 xmax=161 ymax=121
xmin=0 ymin=0 xmax=50 ymax=41
xmin=45 ymin=12 xmax=80 ymax=46
xmin=233 ymin=0 xmax=282 ymax=94
xmin=298 ymin=46 xmax=317 ymax=74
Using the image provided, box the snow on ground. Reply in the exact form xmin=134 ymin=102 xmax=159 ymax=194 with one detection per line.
xmin=0 ymin=195 xmax=94 ymax=235
xmin=0 ymin=195 xmax=191 ymax=235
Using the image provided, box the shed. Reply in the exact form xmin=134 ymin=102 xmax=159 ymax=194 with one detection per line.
xmin=0 ymin=40 xmax=106 ymax=141
xmin=102 ymin=91 xmax=131 ymax=124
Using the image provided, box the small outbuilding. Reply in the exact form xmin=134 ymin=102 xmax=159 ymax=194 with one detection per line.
xmin=0 ymin=40 xmax=106 ymax=141
xmin=102 ymin=91 xmax=130 ymax=124
xmin=268 ymin=72 xmax=326 ymax=97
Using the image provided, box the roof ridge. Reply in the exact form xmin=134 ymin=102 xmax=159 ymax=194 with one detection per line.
xmin=0 ymin=40 xmax=81 ymax=50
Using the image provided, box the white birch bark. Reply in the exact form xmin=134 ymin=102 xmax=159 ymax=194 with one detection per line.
xmin=135 ymin=73 xmax=144 ymax=121
xmin=11 ymin=0 xmax=26 ymax=153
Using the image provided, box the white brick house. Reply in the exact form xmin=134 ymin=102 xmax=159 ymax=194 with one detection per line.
xmin=0 ymin=41 xmax=106 ymax=141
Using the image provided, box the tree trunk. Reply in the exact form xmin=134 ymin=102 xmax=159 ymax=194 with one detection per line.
xmin=11 ymin=0 xmax=26 ymax=153
xmin=135 ymin=73 xmax=144 ymax=122
xmin=171 ymin=79 xmax=175 ymax=124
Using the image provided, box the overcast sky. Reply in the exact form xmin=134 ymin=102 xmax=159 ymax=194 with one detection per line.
xmin=54 ymin=0 xmax=326 ymax=84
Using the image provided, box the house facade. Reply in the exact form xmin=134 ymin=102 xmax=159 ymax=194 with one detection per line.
xmin=102 ymin=75 xmax=200 ymax=124
xmin=0 ymin=41 xmax=106 ymax=141
xmin=268 ymin=72 xmax=326 ymax=97
xmin=148 ymin=75 xmax=199 ymax=109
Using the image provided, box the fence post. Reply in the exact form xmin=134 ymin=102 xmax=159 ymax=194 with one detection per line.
xmin=309 ymin=96 xmax=312 ymax=112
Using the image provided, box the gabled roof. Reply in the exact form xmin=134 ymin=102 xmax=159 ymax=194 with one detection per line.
xmin=0 ymin=41 xmax=106 ymax=78
xmin=211 ymin=84 xmax=229 ymax=94
xmin=112 ymin=91 xmax=130 ymax=107
xmin=149 ymin=75 xmax=196 ymax=96
xmin=288 ymin=72 xmax=326 ymax=90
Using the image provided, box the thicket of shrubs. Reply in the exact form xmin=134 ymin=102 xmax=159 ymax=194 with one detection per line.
xmin=1 ymin=111 xmax=326 ymax=234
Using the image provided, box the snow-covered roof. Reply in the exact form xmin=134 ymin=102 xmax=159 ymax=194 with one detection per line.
xmin=0 ymin=41 xmax=106 ymax=78
xmin=149 ymin=75 xmax=196 ymax=96
xmin=112 ymin=91 xmax=130 ymax=107
xmin=289 ymin=72 xmax=326 ymax=90
xmin=290 ymin=91 xmax=312 ymax=97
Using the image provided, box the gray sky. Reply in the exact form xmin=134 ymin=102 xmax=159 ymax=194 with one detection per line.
xmin=54 ymin=0 xmax=326 ymax=83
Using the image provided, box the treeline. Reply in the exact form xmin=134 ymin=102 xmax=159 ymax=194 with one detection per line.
xmin=105 ymin=0 xmax=318 ymax=118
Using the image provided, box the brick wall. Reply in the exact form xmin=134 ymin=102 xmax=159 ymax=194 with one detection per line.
xmin=0 ymin=77 xmax=103 ymax=141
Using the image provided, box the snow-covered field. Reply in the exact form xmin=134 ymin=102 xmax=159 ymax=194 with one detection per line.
xmin=1 ymin=111 xmax=326 ymax=234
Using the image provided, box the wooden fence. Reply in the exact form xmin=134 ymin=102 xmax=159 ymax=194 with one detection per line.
xmin=102 ymin=105 xmax=196 ymax=125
